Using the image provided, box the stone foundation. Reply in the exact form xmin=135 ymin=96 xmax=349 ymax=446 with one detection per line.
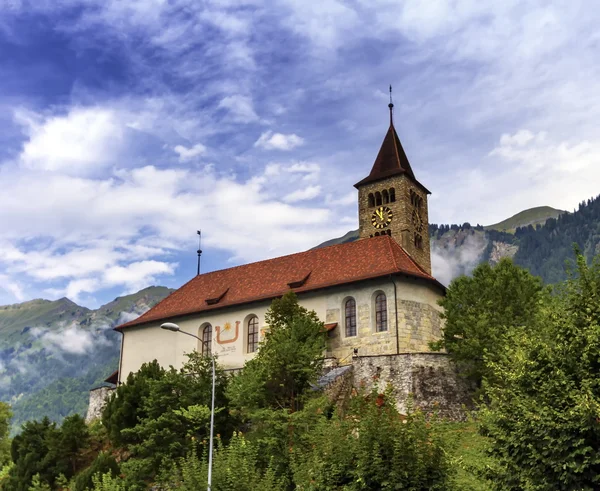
xmin=85 ymin=386 xmax=115 ymax=423
xmin=352 ymin=353 xmax=474 ymax=419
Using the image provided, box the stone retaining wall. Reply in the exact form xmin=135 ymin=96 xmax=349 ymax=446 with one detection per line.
xmin=85 ymin=386 xmax=115 ymax=423
xmin=351 ymin=353 xmax=473 ymax=419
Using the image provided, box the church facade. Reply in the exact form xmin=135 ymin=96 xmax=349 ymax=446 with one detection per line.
xmin=115 ymin=103 xmax=445 ymax=383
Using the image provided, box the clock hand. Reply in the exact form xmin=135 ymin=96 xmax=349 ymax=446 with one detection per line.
xmin=377 ymin=209 xmax=383 ymax=220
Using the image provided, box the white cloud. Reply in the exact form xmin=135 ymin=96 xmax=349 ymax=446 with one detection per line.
xmin=34 ymin=324 xmax=111 ymax=355
xmin=174 ymin=143 xmax=207 ymax=162
xmin=218 ymin=95 xmax=259 ymax=123
xmin=254 ymin=131 xmax=304 ymax=151
xmin=14 ymin=107 xmax=124 ymax=175
xmin=0 ymin=274 xmax=24 ymax=302
xmin=284 ymin=185 xmax=321 ymax=203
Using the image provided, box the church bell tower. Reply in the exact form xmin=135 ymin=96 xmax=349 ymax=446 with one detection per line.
xmin=354 ymin=89 xmax=432 ymax=274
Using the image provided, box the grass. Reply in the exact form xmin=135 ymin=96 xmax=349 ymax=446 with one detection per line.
xmin=438 ymin=420 xmax=492 ymax=490
xmin=485 ymin=206 xmax=565 ymax=233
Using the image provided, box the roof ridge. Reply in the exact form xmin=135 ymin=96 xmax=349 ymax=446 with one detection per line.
xmin=388 ymin=238 xmax=432 ymax=278
xmin=185 ymin=235 xmax=376 ymax=279
xmin=390 ymin=124 xmax=402 ymax=171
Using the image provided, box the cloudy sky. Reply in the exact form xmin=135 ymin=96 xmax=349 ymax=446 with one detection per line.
xmin=1 ymin=0 xmax=599 ymax=307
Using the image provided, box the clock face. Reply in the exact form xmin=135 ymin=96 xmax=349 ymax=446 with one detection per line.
xmin=412 ymin=209 xmax=423 ymax=232
xmin=371 ymin=206 xmax=393 ymax=229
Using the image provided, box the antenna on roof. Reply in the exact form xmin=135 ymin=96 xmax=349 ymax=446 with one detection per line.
xmin=388 ymin=84 xmax=394 ymax=126
xmin=196 ymin=230 xmax=202 ymax=276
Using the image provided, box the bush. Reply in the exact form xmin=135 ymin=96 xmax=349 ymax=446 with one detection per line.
xmin=480 ymin=252 xmax=600 ymax=490
xmin=159 ymin=433 xmax=286 ymax=491
xmin=291 ymin=389 xmax=453 ymax=490
xmin=72 ymin=452 xmax=120 ymax=491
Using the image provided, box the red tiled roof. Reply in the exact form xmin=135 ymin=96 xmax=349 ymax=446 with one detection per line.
xmin=116 ymin=235 xmax=442 ymax=330
xmin=354 ymin=123 xmax=430 ymax=193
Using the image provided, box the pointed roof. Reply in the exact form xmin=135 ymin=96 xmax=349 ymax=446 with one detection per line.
xmin=116 ymin=235 xmax=443 ymax=331
xmin=354 ymin=115 xmax=430 ymax=193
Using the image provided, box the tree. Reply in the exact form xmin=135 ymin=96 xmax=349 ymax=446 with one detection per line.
xmin=228 ymin=291 xmax=326 ymax=413
xmin=431 ymin=258 xmax=547 ymax=387
xmin=102 ymin=359 xmax=165 ymax=447
xmin=226 ymin=292 xmax=326 ymax=482
xmin=290 ymin=389 xmax=452 ymax=490
xmin=6 ymin=414 xmax=89 ymax=490
xmin=0 ymin=402 xmax=12 ymax=466
xmin=480 ymin=251 xmax=600 ymax=490
xmin=104 ymin=353 xmax=232 ymax=488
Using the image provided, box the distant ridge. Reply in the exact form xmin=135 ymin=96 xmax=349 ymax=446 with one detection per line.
xmin=484 ymin=206 xmax=566 ymax=233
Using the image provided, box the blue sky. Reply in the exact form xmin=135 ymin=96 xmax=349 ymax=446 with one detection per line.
xmin=1 ymin=0 xmax=599 ymax=307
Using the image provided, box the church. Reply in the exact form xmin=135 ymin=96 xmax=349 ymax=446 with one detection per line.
xmin=114 ymin=100 xmax=446 ymax=383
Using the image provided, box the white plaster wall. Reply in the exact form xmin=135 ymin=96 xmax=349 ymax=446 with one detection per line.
xmin=120 ymin=293 xmax=326 ymax=382
xmin=119 ymin=276 xmax=443 ymax=382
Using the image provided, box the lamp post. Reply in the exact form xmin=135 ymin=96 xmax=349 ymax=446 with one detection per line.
xmin=160 ymin=322 xmax=215 ymax=491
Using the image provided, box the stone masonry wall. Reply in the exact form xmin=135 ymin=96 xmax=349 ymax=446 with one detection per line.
xmin=357 ymin=174 xmax=431 ymax=274
xmin=85 ymin=386 xmax=115 ymax=423
xmin=352 ymin=353 xmax=473 ymax=420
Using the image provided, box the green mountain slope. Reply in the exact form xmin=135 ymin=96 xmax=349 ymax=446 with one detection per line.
xmin=313 ymin=196 xmax=599 ymax=286
xmin=0 ymin=286 xmax=174 ymax=431
xmin=484 ymin=206 xmax=566 ymax=233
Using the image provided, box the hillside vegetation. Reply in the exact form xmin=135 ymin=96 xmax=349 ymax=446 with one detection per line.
xmin=315 ymin=195 xmax=600 ymax=286
xmin=0 ymin=286 xmax=173 ymax=432
xmin=484 ymin=205 xmax=565 ymax=233
xmin=3 ymin=254 xmax=600 ymax=490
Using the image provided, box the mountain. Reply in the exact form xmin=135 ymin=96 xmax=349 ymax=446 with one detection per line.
xmin=314 ymin=196 xmax=600 ymax=286
xmin=484 ymin=206 xmax=565 ymax=233
xmin=0 ymin=286 xmax=174 ymax=432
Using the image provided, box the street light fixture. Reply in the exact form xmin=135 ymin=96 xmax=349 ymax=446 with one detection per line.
xmin=160 ymin=322 xmax=215 ymax=491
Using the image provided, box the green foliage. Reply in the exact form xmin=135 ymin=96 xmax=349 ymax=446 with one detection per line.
xmin=228 ymin=291 xmax=326 ymax=413
xmin=0 ymin=401 xmax=12 ymax=466
xmin=480 ymin=251 xmax=600 ymax=490
xmin=72 ymin=452 xmax=120 ymax=491
xmin=90 ymin=472 xmax=127 ymax=491
xmin=432 ymin=258 xmax=546 ymax=387
xmin=28 ymin=473 xmax=51 ymax=491
xmin=5 ymin=414 xmax=89 ymax=490
xmin=0 ymin=287 xmax=173 ymax=433
xmin=290 ymin=389 xmax=452 ymax=490
xmin=160 ymin=433 xmax=286 ymax=491
xmin=514 ymin=195 xmax=600 ymax=284
xmin=102 ymin=359 xmax=165 ymax=447
xmin=104 ymin=352 xmax=233 ymax=487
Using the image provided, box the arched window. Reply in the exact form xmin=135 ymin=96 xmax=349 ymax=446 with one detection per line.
xmin=389 ymin=188 xmax=396 ymax=202
xmin=387 ymin=229 xmax=391 ymax=236
xmin=368 ymin=193 xmax=375 ymax=207
xmin=201 ymin=324 xmax=212 ymax=356
xmin=382 ymin=190 xmax=389 ymax=204
xmin=345 ymin=298 xmax=357 ymax=337
xmin=375 ymin=293 xmax=388 ymax=332
xmin=375 ymin=192 xmax=382 ymax=206
xmin=247 ymin=316 xmax=259 ymax=353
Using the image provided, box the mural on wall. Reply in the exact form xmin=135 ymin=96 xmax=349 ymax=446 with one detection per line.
xmin=215 ymin=321 xmax=240 ymax=345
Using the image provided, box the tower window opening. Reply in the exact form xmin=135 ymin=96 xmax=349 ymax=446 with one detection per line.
xmin=414 ymin=233 xmax=423 ymax=249
xmin=389 ymin=188 xmax=395 ymax=202
xmin=387 ymin=229 xmax=391 ymax=236
xmin=368 ymin=193 xmax=375 ymax=207
xmin=375 ymin=192 xmax=382 ymax=206
xmin=382 ymin=190 xmax=389 ymax=204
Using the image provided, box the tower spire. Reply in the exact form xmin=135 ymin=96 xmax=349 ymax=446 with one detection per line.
xmin=388 ymin=84 xmax=394 ymax=126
